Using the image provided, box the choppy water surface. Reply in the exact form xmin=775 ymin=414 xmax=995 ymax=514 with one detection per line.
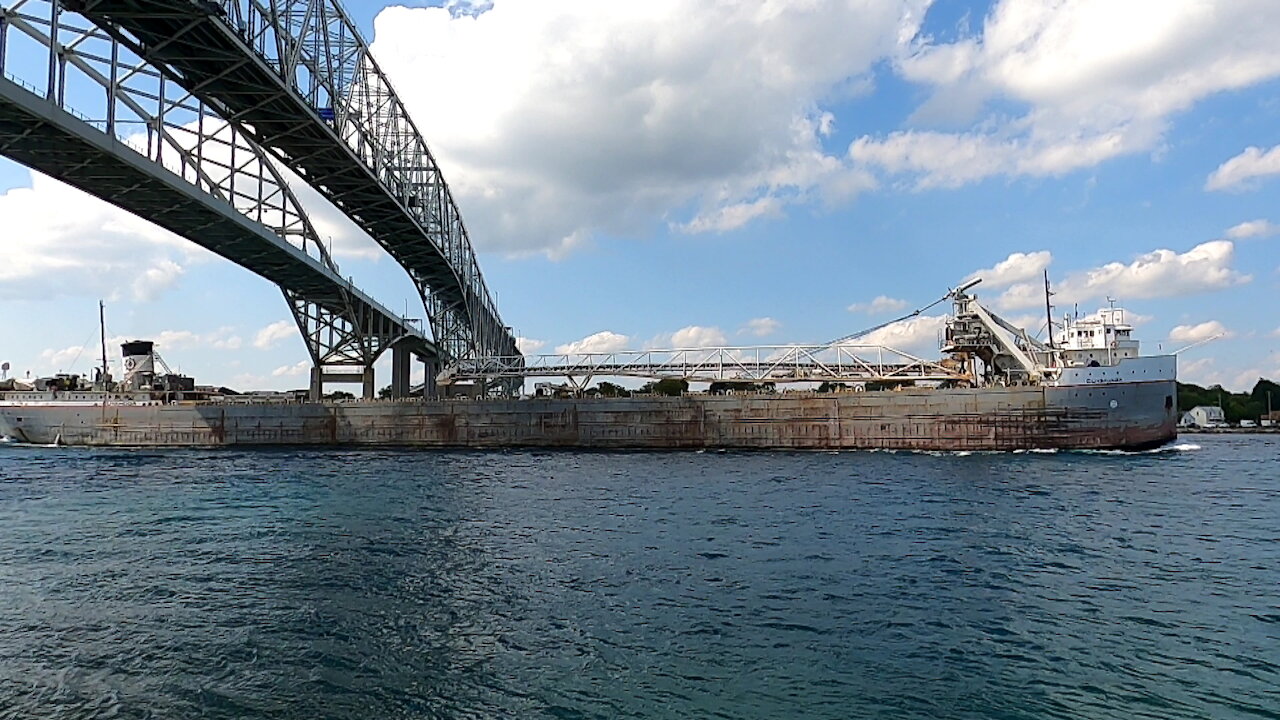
xmin=1 ymin=436 xmax=1278 ymax=719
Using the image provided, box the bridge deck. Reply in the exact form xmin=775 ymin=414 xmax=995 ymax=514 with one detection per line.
xmin=0 ymin=76 xmax=432 ymax=357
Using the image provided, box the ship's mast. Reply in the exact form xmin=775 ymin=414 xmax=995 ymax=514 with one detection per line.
xmin=99 ymin=300 xmax=109 ymax=389
xmin=1043 ymin=270 xmax=1054 ymax=350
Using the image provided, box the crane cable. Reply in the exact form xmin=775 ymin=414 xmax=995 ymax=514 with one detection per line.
xmin=822 ymin=279 xmax=980 ymax=348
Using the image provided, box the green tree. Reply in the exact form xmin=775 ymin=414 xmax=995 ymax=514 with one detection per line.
xmin=711 ymin=380 xmax=755 ymax=394
xmin=592 ymin=381 xmax=630 ymax=397
xmin=638 ymin=378 xmax=688 ymax=396
xmin=1249 ymin=378 xmax=1280 ymax=409
xmin=1177 ymin=378 xmax=1277 ymax=423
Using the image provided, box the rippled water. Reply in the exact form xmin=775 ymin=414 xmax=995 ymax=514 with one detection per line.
xmin=1 ymin=435 xmax=1278 ymax=719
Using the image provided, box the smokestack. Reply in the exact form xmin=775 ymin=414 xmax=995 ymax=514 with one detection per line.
xmin=121 ymin=340 xmax=156 ymax=390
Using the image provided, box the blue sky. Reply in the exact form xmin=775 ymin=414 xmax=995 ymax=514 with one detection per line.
xmin=1 ymin=0 xmax=1278 ymax=391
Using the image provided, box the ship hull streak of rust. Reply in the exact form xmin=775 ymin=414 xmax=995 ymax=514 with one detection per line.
xmin=0 ymin=381 xmax=1177 ymax=451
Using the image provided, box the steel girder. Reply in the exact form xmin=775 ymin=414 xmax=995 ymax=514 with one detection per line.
xmin=441 ymin=345 xmax=972 ymax=388
xmin=0 ymin=0 xmax=433 ymax=377
xmin=68 ymin=0 xmax=520 ymax=369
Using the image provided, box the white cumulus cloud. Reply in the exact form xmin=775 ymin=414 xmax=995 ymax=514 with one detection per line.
xmin=1223 ymin=219 xmax=1279 ymax=240
xmin=741 ymin=317 xmax=781 ymax=337
xmin=0 ymin=173 xmax=206 ymax=302
xmin=845 ymin=315 xmax=947 ymax=358
xmin=369 ymin=0 xmax=928 ymax=256
xmin=272 ymin=360 xmax=311 ymax=378
xmin=38 ymin=345 xmax=98 ymax=374
xmin=253 ymin=320 xmax=297 ymax=350
xmin=964 ymin=251 xmax=1053 ymax=288
xmin=668 ymin=325 xmax=728 ymax=349
xmin=37 ymin=327 xmax=240 ymax=374
xmin=1178 ymin=357 xmax=1219 ymax=387
xmin=995 ymin=240 xmax=1249 ymax=309
xmin=848 ymin=295 xmax=910 ymax=314
xmin=1169 ymin=320 xmax=1233 ymax=344
xmin=515 ymin=337 xmax=546 ymax=355
xmin=993 ymin=283 xmax=1050 ymax=311
xmin=153 ymin=328 xmax=243 ymax=352
xmin=676 ymin=198 xmax=784 ymax=235
xmin=1205 ymin=145 xmax=1280 ymax=192
xmin=852 ymin=0 xmax=1280 ymax=188
xmin=1057 ymin=240 xmax=1249 ymax=303
xmin=555 ymin=331 xmax=631 ymax=355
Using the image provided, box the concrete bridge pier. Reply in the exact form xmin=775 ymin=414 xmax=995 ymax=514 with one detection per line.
xmin=421 ymin=357 xmax=439 ymax=400
xmin=309 ymin=367 xmax=322 ymax=401
xmin=390 ymin=344 xmax=412 ymax=399
xmin=309 ymin=366 xmax=376 ymax=400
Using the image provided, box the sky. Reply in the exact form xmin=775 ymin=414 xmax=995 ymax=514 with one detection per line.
xmin=1 ymin=0 xmax=1278 ymax=392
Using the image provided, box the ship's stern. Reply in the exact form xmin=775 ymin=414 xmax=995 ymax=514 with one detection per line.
xmin=0 ymin=404 xmax=65 ymax=445
xmin=0 ymin=406 xmax=29 ymax=443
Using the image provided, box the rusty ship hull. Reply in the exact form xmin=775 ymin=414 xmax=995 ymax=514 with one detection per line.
xmin=0 ymin=377 xmax=1177 ymax=451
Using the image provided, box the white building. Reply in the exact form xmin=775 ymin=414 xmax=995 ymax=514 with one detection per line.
xmin=1180 ymin=406 xmax=1225 ymax=428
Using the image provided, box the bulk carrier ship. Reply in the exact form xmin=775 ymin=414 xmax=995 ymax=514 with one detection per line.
xmin=0 ymin=284 xmax=1177 ymax=450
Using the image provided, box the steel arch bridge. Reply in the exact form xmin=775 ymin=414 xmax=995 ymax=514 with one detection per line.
xmin=0 ymin=0 xmax=519 ymax=397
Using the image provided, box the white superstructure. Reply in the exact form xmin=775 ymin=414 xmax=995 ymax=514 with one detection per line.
xmin=943 ymin=285 xmax=1174 ymax=388
xmin=1055 ymin=307 xmax=1140 ymax=367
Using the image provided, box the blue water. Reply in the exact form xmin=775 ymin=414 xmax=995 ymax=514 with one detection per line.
xmin=0 ymin=435 xmax=1277 ymax=719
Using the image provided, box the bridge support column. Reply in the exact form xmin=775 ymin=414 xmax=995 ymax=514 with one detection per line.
xmin=308 ymin=366 xmax=376 ymax=400
xmin=422 ymin=357 xmax=439 ymax=400
xmin=391 ymin=344 xmax=412 ymax=399
xmin=309 ymin=366 xmax=323 ymax=401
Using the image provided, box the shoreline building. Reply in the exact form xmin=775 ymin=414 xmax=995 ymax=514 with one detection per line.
xmin=1180 ymin=405 xmax=1226 ymax=428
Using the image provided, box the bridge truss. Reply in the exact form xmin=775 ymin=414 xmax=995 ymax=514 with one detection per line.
xmin=441 ymin=344 xmax=972 ymax=392
xmin=0 ymin=0 xmax=519 ymax=397
xmin=0 ymin=0 xmax=442 ymax=397
xmin=70 ymin=0 xmax=520 ymax=368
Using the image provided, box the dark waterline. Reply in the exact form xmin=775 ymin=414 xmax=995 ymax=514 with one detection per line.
xmin=1 ymin=435 xmax=1277 ymax=719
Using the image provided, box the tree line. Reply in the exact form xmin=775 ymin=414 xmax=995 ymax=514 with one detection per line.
xmin=1178 ymin=378 xmax=1279 ymax=422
